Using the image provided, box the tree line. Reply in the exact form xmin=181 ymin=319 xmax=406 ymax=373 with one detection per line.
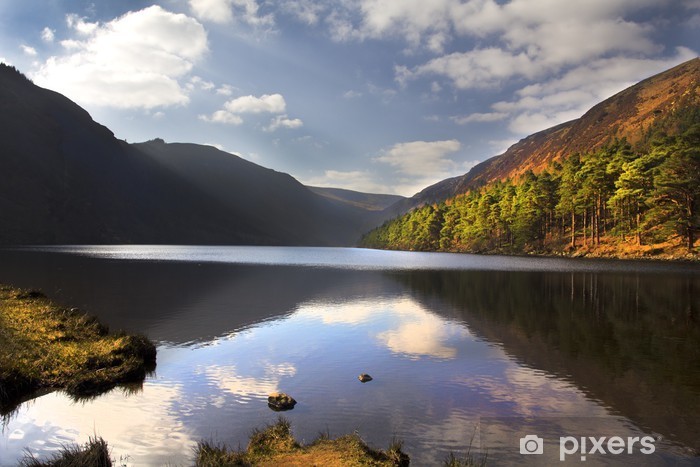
xmin=361 ymin=121 xmax=700 ymax=255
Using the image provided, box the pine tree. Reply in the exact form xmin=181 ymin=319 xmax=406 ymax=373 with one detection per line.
xmin=556 ymin=154 xmax=583 ymax=248
xmin=649 ymin=125 xmax=700 ymax=251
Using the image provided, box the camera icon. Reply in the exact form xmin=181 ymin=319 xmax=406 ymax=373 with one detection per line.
xmin=520 ymin=434 xmax=544 ymax=455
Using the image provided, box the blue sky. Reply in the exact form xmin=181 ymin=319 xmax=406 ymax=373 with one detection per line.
xmin=1 ymin=1 xmax=698 ymax=196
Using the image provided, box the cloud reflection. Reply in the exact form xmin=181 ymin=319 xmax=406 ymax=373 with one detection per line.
xmin=297 ymin=297 xmax=469 ymax=360
xmin=376 ymin=299 xmax=468 ymax=360
xmin=205 ymin=361 xmax=297 ymax=402
xmin=1 ymin=383 xmax=195 ymax=466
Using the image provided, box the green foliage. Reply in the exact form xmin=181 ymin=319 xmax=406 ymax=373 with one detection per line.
xmin=647 ymin=124 xmax=700 ymax=249
xmin=361 ymin=108 xmax=700 ymax=254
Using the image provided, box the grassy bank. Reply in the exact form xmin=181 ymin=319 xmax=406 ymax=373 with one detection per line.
xmin=195 ymin=417 xmax=410 ymax=466
xmin=0 ymin=284 xmax=156 ymax=413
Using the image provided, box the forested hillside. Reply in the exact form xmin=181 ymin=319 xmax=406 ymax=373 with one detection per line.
xmin=361 ymin=111 xmax=700 ymax=258
xmin=387 ymin=58 xmax=700 ymax=216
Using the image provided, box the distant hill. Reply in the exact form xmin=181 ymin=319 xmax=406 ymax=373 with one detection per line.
xmin=308 ymin=186 xmax=405 ymax=211
xmin=388 ymin=57 xmax=700 ymax=214
xmin=0 ymin=64 xmax=386 ymax=246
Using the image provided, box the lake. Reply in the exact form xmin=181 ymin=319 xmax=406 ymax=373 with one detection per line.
xmin=0 ymin=246 xmax=698 ymax=466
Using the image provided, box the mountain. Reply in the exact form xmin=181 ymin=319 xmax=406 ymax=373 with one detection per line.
xmin=364 ymin=58 xmax=700 ymax=257
xmin=389 ymin=57 xmax=700 ymax=214
xmin=307 ymin=186 xmax=405 ymax=211
xmin=0 ymin=64 xmax=383 ymax=246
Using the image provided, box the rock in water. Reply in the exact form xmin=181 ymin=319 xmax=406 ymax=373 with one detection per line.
xmin=358 ymin=373 xmax=373 ymax=383
xmin=268 ymin=392 xmax=297 ymax=411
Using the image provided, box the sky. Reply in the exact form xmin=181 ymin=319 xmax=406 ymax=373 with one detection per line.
xmin=1 ymin=1 xmax=698 ymax=197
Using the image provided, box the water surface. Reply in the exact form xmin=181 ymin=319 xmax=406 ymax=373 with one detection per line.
xmin=0 ymin=246 xmax=698 ymax=466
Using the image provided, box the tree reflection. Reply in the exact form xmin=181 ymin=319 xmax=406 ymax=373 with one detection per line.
xmin=393 ymin=269 xmax=700 ymax=453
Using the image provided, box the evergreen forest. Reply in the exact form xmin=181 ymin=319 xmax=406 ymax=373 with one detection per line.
xmin=361 ymin=113 xmax=700 ymax=257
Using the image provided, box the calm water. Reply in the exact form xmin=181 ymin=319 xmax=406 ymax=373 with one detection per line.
xmin=0 ymin=246 xmax=698 ymax=466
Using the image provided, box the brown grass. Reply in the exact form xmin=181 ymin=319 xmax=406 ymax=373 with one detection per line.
xmin=195 ymin=418 xmax=410 ymax=466
xmin=559 ymin=235 xmax=699 ymax=261
xmin=0 ymin=284 xmax=156 ymax=413
xmin=19 ymin=436 xmax=112 ymax=467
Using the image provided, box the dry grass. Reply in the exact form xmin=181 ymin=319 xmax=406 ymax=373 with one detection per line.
xmin=20 ymin=436 xmax=112 ymax=467
xmin=563 ymin=236 xmax=699 ymax=261
xmin=0 ymin=285 xmax=156 ymax=413
xmin=195 ymin=418 xmax=410 ymax=466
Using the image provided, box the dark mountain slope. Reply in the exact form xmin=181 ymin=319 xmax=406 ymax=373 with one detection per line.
xmin=0 ymin=64 xmax=375 ymax=246
xmin=389 ymin=57 xmax=700 ymax=214
xmin=133 ymin=140 xmax=373 ymax=245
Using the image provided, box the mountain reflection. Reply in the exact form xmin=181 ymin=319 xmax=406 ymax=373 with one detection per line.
xmin=392 ymin=269 xmax=700 ymax=453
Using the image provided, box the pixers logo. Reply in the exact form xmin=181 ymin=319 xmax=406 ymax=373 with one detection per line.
xmin=559 ymin=435 xmax=656 ymax=461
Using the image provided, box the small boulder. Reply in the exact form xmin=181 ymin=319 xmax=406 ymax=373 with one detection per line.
xmin=358 ymin=373 xmax=373 ymax=383
xmin=268 ymin=392 xmax=296 ymax=411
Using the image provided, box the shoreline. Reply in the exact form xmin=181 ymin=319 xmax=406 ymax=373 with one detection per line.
xmin=360 ymin=238 xmax=700 ymax=264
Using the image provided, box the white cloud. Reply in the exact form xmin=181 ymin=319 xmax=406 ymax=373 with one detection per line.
xmin=375 ymin=140 xmax=460 ymax=177
xmin=374 ymin=139 xmax=463 ymax=196
xmin=189 ymin=0 xmax=234 ymax=23
xmin=225 ymin=93 xmax=286 ymax=113
xmin=201 ymin=93 xmax=296 ymax=127
xmin=20 ymin=45 xmax=37 ymax=56
xmin=265 ymin=115 xmax=303 ymax=132
xmin=199 ymin=110 xmax=244 ymax=125
xmin=452 ymin=112 xmax=508 ymax=124
xmin=187 ymin=75 xmax=215 ymax=91
xmin=359 ymin=0 xmax=453 ymax=46
xmin=280 ymin=0 xmax=324 ymax=25
xmin=216 ymin=84 xmax=235 ymax=95
xmin=40 ymin=27 xmax=55 ymax=43
xmin=189 ymin=0 xmax=274 ymax=27
xmin=409 ymin=48 xmax=541 ymax=89
xmin=233 ymin=0 xmax=274 ymax=27
xmin=332 ymin=0 xmax=665 ymax=56
xmin=65 ymin=14 xmax=99 ymax=35
xmin=349 ymin=0 xmax=680 ymax=101
xmin=33 ymin=6 xmax=208 ymax=110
